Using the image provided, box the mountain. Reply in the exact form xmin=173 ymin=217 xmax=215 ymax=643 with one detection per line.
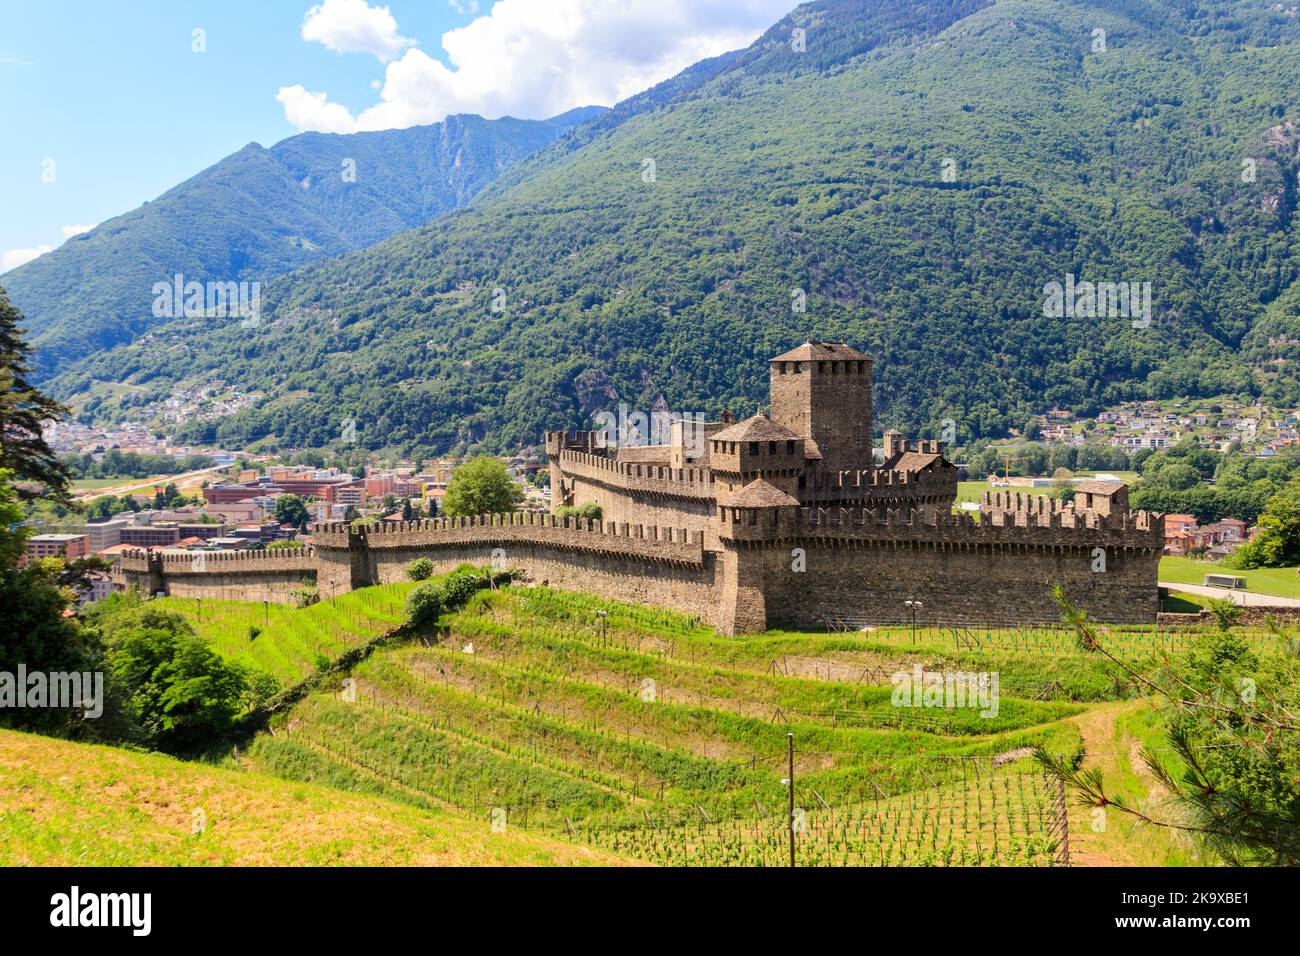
xmin=4 ymin=106 xmax=606 ymax=377
xmin=39 ymin=0 xmax=1300 ymax=456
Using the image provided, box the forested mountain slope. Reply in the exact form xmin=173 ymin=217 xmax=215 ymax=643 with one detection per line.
xmin=45 ymin=0 xmax=1300 ymax=456
xmin=6 ymin=107 xmax=604 ymax=377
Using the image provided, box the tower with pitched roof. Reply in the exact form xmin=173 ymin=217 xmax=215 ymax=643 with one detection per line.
xmin=768 ymin=342 xmax=873 ymax=474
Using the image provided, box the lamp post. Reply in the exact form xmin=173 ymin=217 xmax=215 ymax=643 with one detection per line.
xmin=904 ymin=599 xmax=923 ymax=645
xmin=597 ymin=609 xmax=607 ymax=647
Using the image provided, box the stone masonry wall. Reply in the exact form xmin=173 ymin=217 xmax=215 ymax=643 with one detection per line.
xmin=113 ymin=506 xmax=1163 ymax=633
xmin=759 ymin=539 xmax=1160 ymax=626
xmin=114 ymin=548 xmax=316 ymax=604
xmin=311 ymin=515 xmax=719 ymax=621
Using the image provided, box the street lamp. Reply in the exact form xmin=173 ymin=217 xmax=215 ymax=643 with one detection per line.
xmin=597 ymin=609 xmax=607 ymax=646
xmin=904 ymin=599 xmax=924 ymax=645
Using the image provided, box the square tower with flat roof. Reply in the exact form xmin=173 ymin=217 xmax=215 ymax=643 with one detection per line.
xmin=768 ymin=342 xmax=873 ymax=474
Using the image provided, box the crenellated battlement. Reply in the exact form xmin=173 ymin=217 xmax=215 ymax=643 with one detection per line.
xmin=544 ymin=429 xmax=604 ymax=456
xmin=717 ymin=502 xmax=1164 ymax=549
xmin=980 ymin=491 xmax=1077 ymax=516
xmin=312 ymin=511 xmax=706 ymax=566
xmin=552 ymin=447 xmax=716 ymax=499
xmin=116 ymin=547 xmax=316 ymax=573
xmin=112 ymin=545 xmax=317 ymax=604
xmin=802 ymin=465 xmax=957 ymax=501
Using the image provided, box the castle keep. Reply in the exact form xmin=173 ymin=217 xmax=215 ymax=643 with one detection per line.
xmin=116 ymin=343 xmax=1164 ymax=633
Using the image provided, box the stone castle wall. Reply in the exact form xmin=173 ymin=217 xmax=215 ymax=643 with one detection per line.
xmin=715 ymin=505 xmax=1164 ymax=630
xmin=311 ymin=514 xmax=718 ymax=615
xmin=759 ymin=538 xmax=1158 ymax=626
xmin=116 ymin=506 xmax=1164 ymax=633
xmin=114 ymin=547 xmax=316 ymax=603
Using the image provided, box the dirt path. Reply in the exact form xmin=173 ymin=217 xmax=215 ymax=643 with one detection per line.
xmin=1066 ymin=701 xmax=1147 ymax=867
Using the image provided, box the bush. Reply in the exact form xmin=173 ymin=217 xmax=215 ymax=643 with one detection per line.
xmin=405 ymin=581 xmax=445 ymax=629
xmin=441 ymin=570 xmax=484 ymax=609
xmin=291 ymin=582 xmax=319 ymax=608
xmin=406 ymin=557 xmax=435 ymax=581
xmin=556 ymin=501 xmax=603 ymax=521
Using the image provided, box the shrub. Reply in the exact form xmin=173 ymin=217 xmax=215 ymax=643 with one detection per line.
xmin=406 ymin=557 xmax=435 ymax=581
xmin=405 ymin=581 xmax=445 ymax=629
xmin=556 ymin=501 xmax=603 ymax=521
xmin=441 ymin=570 xmax=485 ymax=609
xmin=291 ymin=582 xmax=319 ymax=608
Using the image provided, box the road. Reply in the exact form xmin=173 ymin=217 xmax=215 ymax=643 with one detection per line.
xmin=1159 ymin=581 xmax=1300 ymax=607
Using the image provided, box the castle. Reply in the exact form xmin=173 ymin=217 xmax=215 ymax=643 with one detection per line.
xmin=116 ymin=343 xmax=1165 ymax=633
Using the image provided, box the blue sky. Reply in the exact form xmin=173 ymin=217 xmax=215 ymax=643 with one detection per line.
xmin=0 ymin=0 xmax=791 ymax=272
xmin=0 ymin=0 xmax=471 ymax=265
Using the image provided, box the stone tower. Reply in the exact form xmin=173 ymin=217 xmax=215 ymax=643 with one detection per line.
xmin=768 ymin=342 xmax=873 ymax=474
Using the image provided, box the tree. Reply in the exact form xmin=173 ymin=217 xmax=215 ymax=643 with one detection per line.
xmin=442 ymin=457 xmax=523 ymax=517
xmin=1228 ymin=480 xmax=1300 ymax=569
xmin=0 ymin=470 xmax=108 ymax=736
xmin=401 ymin=498 xmax=414 ymax=521
xmin=1038 ymin=588 xmax=1300 ymax=865
xmin=0 ymin=288 xmax=71 ymax=501
xmin=105 ymin=613 xmax=249 ymax=754
xmin=1146 ymin=460 xmax=1200 ymax=490
xmin=273 ymin=494 xmax=310 ymax=530
xmin=405 ymin=580 xmax=444 ymax=629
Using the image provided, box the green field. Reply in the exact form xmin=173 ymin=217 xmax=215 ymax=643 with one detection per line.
xmin=1158 ymin=556 xmax=1300 ymax=600
xmin=71 ymin=477 xmax=136 ymax=490
xmin=1076 ymin=471 xmax=1140 ymax=484
xmin=956 ymin=481 xmax=1009 ymax=505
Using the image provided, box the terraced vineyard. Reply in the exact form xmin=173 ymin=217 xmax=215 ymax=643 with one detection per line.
xmin=825 ymin=619 xmax=1288 ymax=659
xmin=241 ymin=584 xmax=1091 ymax=866
xmin=155 ymin=579 xmax=1288 ymax=866
xmin=158 ymin=583 xmax=414 ymax=685
xmin=581 ymin=772 xmax=1064 ymax=867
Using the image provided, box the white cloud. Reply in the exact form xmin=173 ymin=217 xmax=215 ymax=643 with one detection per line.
xmin=301 ymin=0 xmax=415 ymax=62
xmin=277 ymin=85 xmax=363 ymax=134
xmin=1 ymin=245 xmax=52 ymax=273
xmin=278 ymin=0 xmax=791 ymax=133
xmin=61 ymin=223 xmax=95 ymax=238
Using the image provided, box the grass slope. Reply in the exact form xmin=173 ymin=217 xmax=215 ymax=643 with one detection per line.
xmin=1159 ymin=555 xmax=1300 ymax=599
xmin=0 ymin=728 xmax=633 ymax=866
